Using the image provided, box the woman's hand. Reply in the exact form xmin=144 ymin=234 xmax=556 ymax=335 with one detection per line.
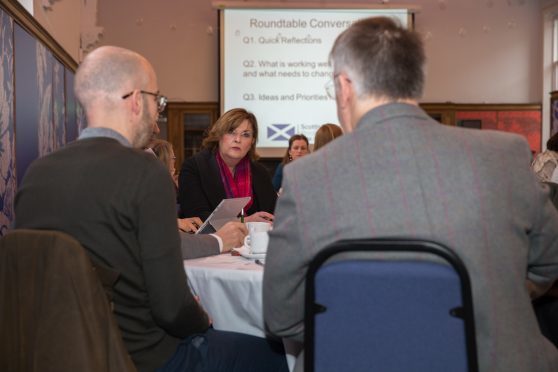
xmin=177 ymin=217 xmax=203 ymax=233
xmin=244 ymin=211 xmax=274 ymax=223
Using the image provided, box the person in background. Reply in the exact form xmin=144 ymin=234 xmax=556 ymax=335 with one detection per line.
xmin=178 ymin=108 xmax=277 ymax=223
xmin=532 ymin=131 xmax=558 ymax=182
xmin=263 ymin=17 xmax=558 ymax=372
xmin=150 ymin=138 xmax=179 ymax=187
xmin=14 ymin=45 xmax=287 ymax=372
xmin=150 ymin=138 xmax=202 ymax=233
xmin=272 ymin=134 xmax=310 ymax=192
xmin=533 ymin=182 xmax=558 ymax=348
xmin=312 ymin=123 xmax=343 ymax=152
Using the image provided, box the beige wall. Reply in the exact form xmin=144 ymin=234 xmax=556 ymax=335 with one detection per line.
xmin=97 ymin=0 xmax=218 ymax=102
xmin=416 ymin=0 xmax=541 ymax=103
xmin=31 ymin=0 xmax=545 ymax=104
xmin=32 ymin=0 xmax=81 ymax=62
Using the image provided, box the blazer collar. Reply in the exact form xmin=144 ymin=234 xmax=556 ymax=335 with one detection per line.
xmin=355 ymin=102 xmax=428 ymax=131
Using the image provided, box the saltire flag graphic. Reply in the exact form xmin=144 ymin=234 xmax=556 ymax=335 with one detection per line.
xmin=267 ymin=124 xmax=295 ymax=141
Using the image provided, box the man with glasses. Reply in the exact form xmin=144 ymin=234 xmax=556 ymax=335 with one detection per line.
xmin=263 ymin=17 xmax=558 ymax=371
xmin=14 ymin=46 xmax=288 ymax=372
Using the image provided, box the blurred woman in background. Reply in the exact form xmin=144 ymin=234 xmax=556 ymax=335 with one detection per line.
xmin=532 ymin=132 xmax=558 ymax=182
xmin=313 ymin=123 xmax=343 ymax=152
xmin=151 ymin=139 xmax=178 ymax=187
xmin=151 ymin=139 xmax=203 ymax=233
xmin=272 ymin=134 xmax=310 ymax=192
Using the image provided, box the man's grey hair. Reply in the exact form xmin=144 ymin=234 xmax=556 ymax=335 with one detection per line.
xmin=329 ymin=16 xmax=425 ymax=101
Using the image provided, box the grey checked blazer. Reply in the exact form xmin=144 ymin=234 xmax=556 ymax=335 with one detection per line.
xmin=263 ymin=103 xmax=558 ymax=372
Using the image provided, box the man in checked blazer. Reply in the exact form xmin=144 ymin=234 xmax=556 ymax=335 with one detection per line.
xmin=263 ymin=16 xmax=558 ymax=372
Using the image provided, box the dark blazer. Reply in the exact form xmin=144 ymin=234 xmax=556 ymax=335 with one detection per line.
xmin=14 ymin=137 xmax=209 ymax=372
xmin=178 ymin=149 xmax=277 ymax=221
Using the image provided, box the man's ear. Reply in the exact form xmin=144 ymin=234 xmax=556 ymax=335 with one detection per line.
xmin=130 ymin=90 xmax=142 ymax=116
xmin=335 ymin=73 xmax=356 ymax=133
xmin=337 ymin=72 xmax=354 ymax=109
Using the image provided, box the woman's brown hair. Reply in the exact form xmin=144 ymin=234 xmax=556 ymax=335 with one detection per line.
xmin=150 ymin=139 xmax=175 ymax=172
xmin=313 ymin=123 xmax=343 ymax=152
xmin=202 ymin=108 xmax=259 ymax=161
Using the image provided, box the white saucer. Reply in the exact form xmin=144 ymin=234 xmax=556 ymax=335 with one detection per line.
xmin=233 ymin=246 xmax=266 ymax=260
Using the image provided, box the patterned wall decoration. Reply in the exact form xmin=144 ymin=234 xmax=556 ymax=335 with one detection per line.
xmin=455 ymin=110 xmax=541 ymax=154
xmin=0 ymin=5 xmax=82 ymax=235
xmin=53 ymin=59 xmax=66 ymax=150
xmin=0 ymin=8 xmax=16 ymax=236
xmin=37 ymin=42 xmax=54 ymax=157
xmin=77 ymin=99 xmax=87 ymax=133
xmin=14 ymin=23 xmax=40 ymax=186
xmin=65 ymin=68 xmax=78 ymax=143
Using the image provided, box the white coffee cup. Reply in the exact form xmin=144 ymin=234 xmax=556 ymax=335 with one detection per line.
xmin=244 ymin=222 xmax=271 ymax=254
xmin=245 ymin=221 xmax=271 ymax=234
xmin=244 ymin=231 xmax=269 ymax=254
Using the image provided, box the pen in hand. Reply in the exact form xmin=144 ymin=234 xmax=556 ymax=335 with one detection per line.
xmin=240 ymin=208 xmax=245 ymax=223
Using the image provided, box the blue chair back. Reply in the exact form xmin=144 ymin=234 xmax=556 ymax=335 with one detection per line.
xmin=304 ymin=238 xmax=478 ymax=372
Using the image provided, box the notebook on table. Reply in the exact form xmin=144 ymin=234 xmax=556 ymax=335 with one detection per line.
xmin=195 ymin=197 xmax=251 ymax=234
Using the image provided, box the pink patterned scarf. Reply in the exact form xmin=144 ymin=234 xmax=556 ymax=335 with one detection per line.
xmin=215 ymin=152 xmax=253 ymax=211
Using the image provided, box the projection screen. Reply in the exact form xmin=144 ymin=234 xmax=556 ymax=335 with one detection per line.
xmin=217 ymin=4 xmax=415 ymax=156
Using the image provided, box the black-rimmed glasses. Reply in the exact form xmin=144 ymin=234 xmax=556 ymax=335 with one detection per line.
xmin=122 ymin=90 xmax=168 ymax=113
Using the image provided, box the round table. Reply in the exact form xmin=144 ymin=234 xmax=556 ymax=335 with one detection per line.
xmin=183 ymin=253 xmax=301 ymax=371
xmin=184 ymin=253 xmax=265 ymax=337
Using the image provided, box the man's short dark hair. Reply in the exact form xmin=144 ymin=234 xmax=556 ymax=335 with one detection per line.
xmin=330 ymin=16 xmax=425 ymax=101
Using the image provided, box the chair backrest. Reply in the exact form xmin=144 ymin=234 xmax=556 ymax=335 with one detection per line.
xmin=0 ymin=229 xmax=136 ymax=372
xmin=304 ymin=238 xmax=478 ymax=372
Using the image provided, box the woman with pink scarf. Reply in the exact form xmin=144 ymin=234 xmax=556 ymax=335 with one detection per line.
xmin=178 ymin=108 xmax=276 ymax=224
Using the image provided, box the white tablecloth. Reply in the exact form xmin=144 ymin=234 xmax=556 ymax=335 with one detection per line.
xmin=183 ymin=253 xmax=301 ymax=371
xmin=183 ymin=253 xmax=265 ymax=337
